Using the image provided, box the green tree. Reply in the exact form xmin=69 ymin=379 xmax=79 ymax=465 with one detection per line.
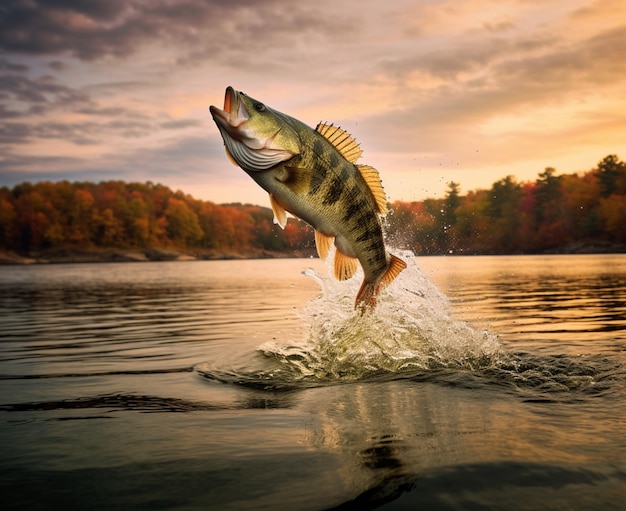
xmin=164 ymin=197 xmax=203 ymax=247
xmin=486 ymin=176 xmax=522 ymax=253
xmin=442 ymin=181 xmax=461 ymax=252
xmin=532 ymin=167 xmax=568 ymax=250
xmin=596 ymin=154 xmax=626 ymax=197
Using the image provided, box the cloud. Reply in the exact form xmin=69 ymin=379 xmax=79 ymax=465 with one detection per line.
xmin=1 ymin=0 xmax=138 ymax=60
xmin=0 ymin=68 xmax=204 ymax=147
xmin=0 ymin=0 xmax=625 ymax=205
xmin=0 ymin=0 xmax=355 ymax=66
xmin=0 ymin=114 xmax=203 ymax=147
xmin=357 ymin=22 xmax=626 ymax=146
xmin=0 ymin=131 xmax=248 ymax=204
xmin=0 ymin=58 xmax=29 ymax=72
xmin=0 ymin=73 xmax=92 ymax=118
xmin=159 ymin=119 xmax=204 ymax=130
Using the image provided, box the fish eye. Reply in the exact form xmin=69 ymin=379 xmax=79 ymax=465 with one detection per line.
xmin=254 ymin=102 xmax=266 ymax=112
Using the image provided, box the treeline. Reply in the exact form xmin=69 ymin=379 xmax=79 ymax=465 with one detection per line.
xmin=0 ymin=154 xmax=625 ymax=256
xmin=0 ymin=180 xmax=314 ymax=255
xmin=386 ymin=154 xmax=626 ymax=254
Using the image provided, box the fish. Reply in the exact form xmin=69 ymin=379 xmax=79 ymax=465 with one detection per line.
xmin=210 ymin=86 xmax=406 ymax=310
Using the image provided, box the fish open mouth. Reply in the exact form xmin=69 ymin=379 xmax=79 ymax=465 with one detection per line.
xmin=223 ymin=86 xmax=233 ymax=114
xmin=209 ymin=86 xmax=236 ymax=124
xmin=209 ymin=86 xmax=294 ymax=171
xmin=209 ymin=86 xmax=249 ymax=127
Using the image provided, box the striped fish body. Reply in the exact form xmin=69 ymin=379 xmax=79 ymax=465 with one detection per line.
xmin=210 ymin=87 xmax=406 ymax=309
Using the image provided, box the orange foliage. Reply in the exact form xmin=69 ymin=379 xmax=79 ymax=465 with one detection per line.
xmin=0 ymin=180 xmax=314 ymax=254
xmin=1 ymin=154 xmax=625 ymax=256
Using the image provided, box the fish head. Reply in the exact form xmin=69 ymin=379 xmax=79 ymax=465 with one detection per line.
xmin=210 ymin=86 xmax=300 ymax=172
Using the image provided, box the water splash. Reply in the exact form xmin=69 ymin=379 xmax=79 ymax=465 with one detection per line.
xmin=258 ymin=251 xmax=503 ymax=383
xmin=197 ymin=252 xmax=620 ymax=393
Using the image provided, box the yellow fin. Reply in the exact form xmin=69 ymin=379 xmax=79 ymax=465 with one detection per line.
xmin=314 ymin=230 xmax=334 ymax=260
xmin=355 ymin=254 xmax=407 ymax=310
xmin=381 ymin=254 xmax=407 ymax=287
xmin=334 ymin=249 xmax=358 ymax=281
xmin=355 ymin=281 xmax=377 ymax=312
xmin=357 ymin=164 xmax=388 ymax=215
xmin=315 ymin=123 xmax=362 ymax=163
xmin=269 ymin=194 xmax=288 ymax=229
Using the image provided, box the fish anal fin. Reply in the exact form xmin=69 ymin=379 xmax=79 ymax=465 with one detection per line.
xmin=269 ymin=194 xmax=288 ymax=229
xmin=315 ymin=123 xmax=362 ymax=163
xmin=334 ymin=249 xmax=358 ymax=281
xmin=357 ymin=165 xmax=388 ymax=215
xmin=314 ymin=230 xmax=334 ymax=260
xmin=355 ymin=254 xmax=407 ymax=310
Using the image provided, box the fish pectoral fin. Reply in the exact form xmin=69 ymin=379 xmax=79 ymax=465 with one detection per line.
xmin=314 ymin=230 xmax=334 ymax=260
xmin=282 ymin=166 xmax=314 ymax=195
xmin=355 ymin=254 xmax=407 ymax=311
xmin=315 ymin=123 xmax=362 ymax=163
xmin=269 ymin=194 xmax=288 ymax=229
xmin=334 ymin=249 xmax=359 ymax=281
xmin=357 ymin=165 xmax=388 ymax=215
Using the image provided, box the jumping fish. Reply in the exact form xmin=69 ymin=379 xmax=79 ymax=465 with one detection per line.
xmin=210 ymin=86 xmax=406 ymax=309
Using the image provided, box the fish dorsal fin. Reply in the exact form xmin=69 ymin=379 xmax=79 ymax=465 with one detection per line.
xmin=314 ymin=230 xmax=334 ymax=260
xmin=269 ymin=194 xmax=288 ymax=229
xmin=357 ymin=165 xmax=388 ymax=215
xmin=315 ymin=123 xmax=362 ymax=163
xmin=334 ymin=249 xmax=359 ymax=281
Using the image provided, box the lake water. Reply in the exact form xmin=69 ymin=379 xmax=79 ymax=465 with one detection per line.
xmin=1 ymin=254 xmax=625 ymax=510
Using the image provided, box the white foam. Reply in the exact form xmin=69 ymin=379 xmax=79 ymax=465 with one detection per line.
xmin=259 ymin=251 xmax=503 ymax=382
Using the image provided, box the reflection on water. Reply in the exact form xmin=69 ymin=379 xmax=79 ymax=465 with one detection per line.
xmin=0 ymin=255 xmax=625 ymax=510
xmin=418 ymin=254 xmax=626 ymax=352
xmin=0 ymin=261 xmax=319 ymax=379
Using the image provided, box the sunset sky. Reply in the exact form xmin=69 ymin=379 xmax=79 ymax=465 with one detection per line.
xmin=1 ymin=0 xmax=625 ymax=206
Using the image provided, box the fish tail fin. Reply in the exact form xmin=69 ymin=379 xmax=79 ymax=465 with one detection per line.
xmin=355 ymin=281 xmax=378 ymax=312
xmin=355 ymin=254 xmax=407 ymax=311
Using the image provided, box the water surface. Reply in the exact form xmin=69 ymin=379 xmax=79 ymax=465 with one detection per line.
xmin=1 ymin=254 xmax=625 ymax=510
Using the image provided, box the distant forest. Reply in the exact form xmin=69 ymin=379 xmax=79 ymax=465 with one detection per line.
xmin=1 ymin=154 xmax=625 ymax=256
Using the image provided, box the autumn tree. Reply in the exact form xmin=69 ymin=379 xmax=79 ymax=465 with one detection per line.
xmin=453 ymin=189 xmax=491 ymax=254
xmin=560 ymin=171 xmax=601 ymax=240
xmin=0 ymin=189 xmax=18 ymax=248
xmin=2 ymin=157 xmax=624 ymax=257
xmin=164 ymin=197 xmax=203 ymax=247
xmin=598 ymin=195 xmax=626 ymax=243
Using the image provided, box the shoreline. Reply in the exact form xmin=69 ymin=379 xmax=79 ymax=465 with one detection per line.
xmin=1 ymin=242 xmax=625 ymax=265
xmin=0 ymin=247 xmax=318 ymax=265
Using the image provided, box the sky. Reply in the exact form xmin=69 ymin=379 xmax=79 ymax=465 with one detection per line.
xmin=1 ymin=0 xmax=625 ymax=207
